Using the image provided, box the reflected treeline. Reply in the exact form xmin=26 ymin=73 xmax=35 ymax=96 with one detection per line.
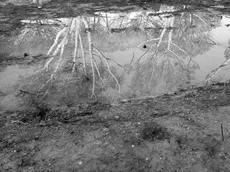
xmin=12 ymin=4 xmax=222 ymax=101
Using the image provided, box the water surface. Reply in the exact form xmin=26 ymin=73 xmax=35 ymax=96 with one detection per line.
xmin=0 ymin=1 xmax=230 ymax=109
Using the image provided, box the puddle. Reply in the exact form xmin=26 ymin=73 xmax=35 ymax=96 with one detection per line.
xmin=0 ymin=2 xmax=230 ymax=109
xmin=1 ymin=2 xmax=230 ymax=172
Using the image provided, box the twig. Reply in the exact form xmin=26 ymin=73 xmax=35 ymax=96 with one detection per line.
xmin=168 ymin=49 xmax=182 ymax=60
xmin=36 ymin=56 xmax=55 ymax=73
xmin=95 ymin=53 xmax=123 ymax=68
xmin=94 ymin=48 xmax=121 ymax=93
xmin=19 ymin=89 xmax=36 ymax=95
xmin=138 ymin=38 xmax=160 ymax=47
xmin=221 ymin=124 xmax=224 ymax=141
xmin=171 ymin=42 xmax=189 ymax=57
xmin=137 ymin=44 xmax=154 ymax=63
xmin=193 ymin=14 xmax=208 ymax=26
xmin=92 ymin=57 xmax=105 ymax=89
xmin=130 ymin=52 xmax=135 ymax=66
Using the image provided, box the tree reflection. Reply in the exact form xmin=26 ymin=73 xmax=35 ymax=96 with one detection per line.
xmin=130 ymin=5 xmax=219 ymax=95
xmin=15 ymin=16 xmax=123 ymax=101
xmin=14 ymin=4 xmax=221 ymax=101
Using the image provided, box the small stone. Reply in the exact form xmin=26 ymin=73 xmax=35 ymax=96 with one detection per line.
xmin=79 ymin=161 xmax=83 ymax=165
xmin=132 ymin=145 xmax=135 ymax=148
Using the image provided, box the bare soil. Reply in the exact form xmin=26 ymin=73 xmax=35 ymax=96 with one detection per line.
xmin=1 ymin=82 xmax=230 ymax=172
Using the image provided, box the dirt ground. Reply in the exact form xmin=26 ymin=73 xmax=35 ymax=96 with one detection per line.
xmin=1 ymin=81 xmax=230 ymax=172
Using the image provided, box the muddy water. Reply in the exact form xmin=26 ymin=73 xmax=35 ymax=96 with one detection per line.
xmin=0 ymin=3 xmax=230 ymax=109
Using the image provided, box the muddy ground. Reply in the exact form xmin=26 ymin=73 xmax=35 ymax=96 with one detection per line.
xmin=1 ymin=0 xmax=230 ymax=37
xmin=1 ymin=81 xmax=230 ymax=172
